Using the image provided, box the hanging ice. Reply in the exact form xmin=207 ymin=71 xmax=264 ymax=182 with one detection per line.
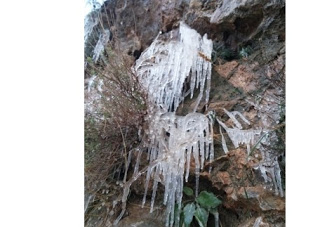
xmin=255 ymin=150 xmax=284 ymax=197
xmin=219 ymin=124 xmax=229 ymax=154
xmin=92 ymin=29 xmax=110 ymax=63
xmin=217 ymin=109 xmax=261 ymax=153
xmin=135 ymin=23 xmax=214 ymax=226
xmin=116 ymin=23 xmax=215 ymax=227
xmin=141 ymin=109 xmax=214 ymax=226
xmin=217 ymin=109 xmax=283 ymax=197
xmin=114 ymin=20 xmax=283 ymax=227
xmin=84 ymin=12 xmax=99 ymax=43
xmin=135 ymin=22 xmax=213 ymax=112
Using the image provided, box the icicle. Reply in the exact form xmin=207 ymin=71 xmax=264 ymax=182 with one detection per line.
xmin=147 ymin=147 xmax=151 ymax=160
xmin=150 ymin=165 xmax=160 ymax=213
xmin=200 ymin=141 xmax=205 ymax=170
xmin=219 ymin=124 xmax=229 ymax=154
xmin=135 ymin=22 xmax=213 ymax=112
xmin=142 ymin=166 xmax=153 ymax=207
xmin=208 ymin=140 xmax=214 ymax=173
xmin=217 ymin=118 xmax=261 ymax=149
xmin=123 ymin=149 xmax=133 ymax=183
xmin=133 ymin=149 xmax=143 ymax=175
xmin=87 ymin=75 xmax=97 ymax=92
xmin=203 ymin=34 xmax=213 ymax=110
xmin=246 ymin=144 xmax=251 ymax=156
xmin=84 ymin=194 xmax=94 ymax=213
xmin=84 ymin=12 xmax=99 ymax=43
xmin=253 ymin=217 xmax=262 ymax=227
xmin=223 ymin=108 xmax=243 ymax=129
xmin=195 ymin=169 xmax=200 ymax=197
xmin=169 ymin=175 xmax=178 ymax=227
xmin=163 ymin=171 xmax=171 ymax=205
xmin=115 ymin=160 xmax=161 ymax=225
xmin=185 ymin=148 xmax=192 ymax=182
xmin=269 ymin=167 xmax=279 ymax=196
xmin=92 ymin=29 xmax=110 ymax=63
xmin=255 ymin=160 xmax=284 ymax=197
xmin=208 ymin=112 xmax=215 ymax=172
xmin=274 ymin=161 xmax=284 ymax=197
xmin=233 ymin=111 xmax=251 ymax=125
xmin=213 ymin=211 xmax=219 ymax=227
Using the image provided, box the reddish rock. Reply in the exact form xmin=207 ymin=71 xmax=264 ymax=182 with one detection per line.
xmin=228 ymin=64 xmax=258 ymax=93
xmin=214 ymin=60 xmax=239 ymax=79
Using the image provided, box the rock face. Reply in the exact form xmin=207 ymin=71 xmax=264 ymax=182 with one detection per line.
xmin=85 ymin=0 xmax=285 ymax=226
xmin=206 ymin=149 xmax=285 ymax=226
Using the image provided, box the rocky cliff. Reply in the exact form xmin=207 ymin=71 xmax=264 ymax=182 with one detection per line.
xmin=84 ymin=0 xmax=285 ymax=226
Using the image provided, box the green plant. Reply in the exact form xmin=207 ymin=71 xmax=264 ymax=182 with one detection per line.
xmin=174 ymin=187 xmax=222 ymax=227
xmin=239 ymin=46 xmax=253 ymax=58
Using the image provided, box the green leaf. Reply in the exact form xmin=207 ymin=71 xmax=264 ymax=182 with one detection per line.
xmin=194 ymin=207 xmax=209 ymax=227
xmin=183 ymin=186 xmax=194 ymax=197
xmin=183 ymin=203 xmax=195 ymax=226
xmin=196 ymin=191 xmax=222 ymax=209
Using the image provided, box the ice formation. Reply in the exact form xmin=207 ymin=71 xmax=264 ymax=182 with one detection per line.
xmin=253 ymin=217 xmax=262 ymax=227
xmin=116 ymin=109 xmax=215 ymax=226
xmin=216 ymin=108 xmax=284 ymax=197
xmin=84 ymin=193 xmax=94 ymax=214
xmin=84 ymin=1 xmax=110 ymax=63
xmin=135 ymin=23 xmax=214 ymax=226
xmin=92 ymin=29 xmax=110 ymax=63
xmin=135 ymin=22 xmax=213 ymax=112
xmin=219 ymin=124 xmax=229 ymax=154
xmin=254 ymin=136 xmax=284 ymax=197
xmin=116 ymin=22 xmax=214 ymax=227
xmin=142 ymin=109 xmax=214 ymax=226
xmin=84 ymin=13 xmax=99 ymax=43
xmin=256 ymin=161 xmax=284 ymax=197
xmin=115 ymin=21 xmax=283 ymax=227
xmin=85 ymin=75 xmax=104 ymax=118
xmin=217 ymin=109 xmax=261 ymax=154
xmin=245 ymin=91 xmax=285 ymax=197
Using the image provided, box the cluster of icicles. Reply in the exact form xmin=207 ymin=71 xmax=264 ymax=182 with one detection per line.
xmin=114 ymin=22 xmax=282 ymax=226
xmin=84 ymin=11 xmax=110 ymax=63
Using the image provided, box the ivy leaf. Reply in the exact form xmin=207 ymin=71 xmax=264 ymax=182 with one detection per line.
xmin=196 ymin=191 xmax=222 ymax=209
xmin=183 ymin=203 xmax=195 ymax=226
xmin=194 ymin=207 xmax=208 ymax=227
xmin=183 ymin=186 xmax=194 ymax=197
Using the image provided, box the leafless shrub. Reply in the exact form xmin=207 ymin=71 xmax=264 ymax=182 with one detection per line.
xmin=84 ymin=39 xmax=147 ymax=226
